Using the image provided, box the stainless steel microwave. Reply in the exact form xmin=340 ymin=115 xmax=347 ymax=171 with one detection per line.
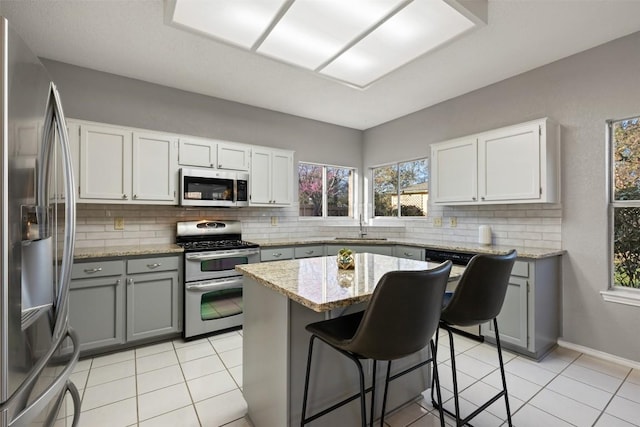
xmin=180 ymin=168 xmax=249 ymax=207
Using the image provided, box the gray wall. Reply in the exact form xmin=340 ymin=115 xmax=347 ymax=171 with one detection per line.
xmin=364 ymin=31 xmax=640 ymax=362
xmin=42 ymin=59 xmax=363 ymax=171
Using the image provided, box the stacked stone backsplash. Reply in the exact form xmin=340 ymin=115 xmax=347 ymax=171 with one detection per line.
xmin=75 ymin=203 xmax=561 ymax=250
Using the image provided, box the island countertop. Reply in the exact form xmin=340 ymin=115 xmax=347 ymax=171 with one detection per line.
xmin=236 ymin=253 xmax=464 ymax=312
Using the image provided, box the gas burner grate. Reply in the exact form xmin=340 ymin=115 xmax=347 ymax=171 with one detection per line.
xmin=177 ymin=240 xmax=259 ymax=251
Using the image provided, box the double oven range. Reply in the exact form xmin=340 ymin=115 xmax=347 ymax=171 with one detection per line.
xmin=176 ymin=220 xmax=259 ymax=339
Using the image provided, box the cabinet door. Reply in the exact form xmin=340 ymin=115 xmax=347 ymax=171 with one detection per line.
xmin=250 ymin=148 xmax=272 ymax=205
xmin=394 ymin=246 xmax=425 ymax=261
xmin=483 ymin=276 xmax=528 ymax=349
xmin=178 ymin=138 xmax=216 ymax=168
xmin=294 ymin=245 xmax=324 ymax=259
xmin=431 ymin=137 xmax=477 ymax=203
xmin=479 ymin=122 xmax=540 ymax=202
xmin=79 ymin=124 xmax=132 ymax=201
xmin=132 ymin=132 xmax=178 ymax=203
xmin=218 ymin=142 xmax=250 ymax=171
xmin=126 ymin=270 xmax=181 ymax=341
xmin=260 ymin=247 xmax=295 ymax=262
xmin=271 ymin=150 xmax=293 ymax=205
xmin=69 ymin=276 xmax=125 ymax=352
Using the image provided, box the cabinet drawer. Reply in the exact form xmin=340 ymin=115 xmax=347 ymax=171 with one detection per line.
xmin=395 ymin=246 xmax=425 ymax=260
xmin=72 ymin=260 xmax=125 ymax=279
xmin=261 ymin=247 xmax=294 ymax=262
xmin=511 ymin=260 xmax=529 ymax=278
xmin=127 ymin=256 xmax=180 ymax=274
xmin=294 ymin=245 xmax=324 ymax=259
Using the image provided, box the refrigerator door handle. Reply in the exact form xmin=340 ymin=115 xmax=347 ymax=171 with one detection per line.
xmin=2 ymin=328 xmax=80 ymax=427
xmin=39 ymin=82 xmax=76 ymax=342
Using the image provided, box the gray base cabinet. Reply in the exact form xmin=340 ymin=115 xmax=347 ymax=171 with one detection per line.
xmin=481 ymin=256 xmax=560 ymax=360
xmin=70 ymin=254 xmax=182 ymax=353
xmin=325 ymin=244 xmax=393 ymax=256
xmin=69 ymin=260 xmax=125 ymax=352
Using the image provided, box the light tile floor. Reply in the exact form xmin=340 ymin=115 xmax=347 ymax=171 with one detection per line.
xmin=56 ymin=329 xmax=640 ymax=427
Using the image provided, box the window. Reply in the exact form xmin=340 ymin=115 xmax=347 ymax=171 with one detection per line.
xmin=610 ymin=115 xmax=640 ymax=291
xmin=298 ymin=162 xmax=354 ymax=218
xmin=373 ymin=158 xmax=428 ymax=217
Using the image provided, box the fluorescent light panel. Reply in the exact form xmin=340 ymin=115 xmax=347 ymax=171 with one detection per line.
xmin=170 ymin=0 xmax=478 ymax=88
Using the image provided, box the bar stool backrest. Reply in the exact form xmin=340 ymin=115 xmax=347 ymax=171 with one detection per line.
xmin=441 ymin=250 xmax=517 ymax=327
xmin=344 ymin=260 xmax=452 ymax=361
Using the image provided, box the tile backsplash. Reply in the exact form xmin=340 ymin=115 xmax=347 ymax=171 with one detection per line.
xmin=75 ymin=203 xmax=562 ymax=250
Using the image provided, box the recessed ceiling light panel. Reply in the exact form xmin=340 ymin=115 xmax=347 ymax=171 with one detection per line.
xmin=167 ymin=0 xmax=484 ymax=88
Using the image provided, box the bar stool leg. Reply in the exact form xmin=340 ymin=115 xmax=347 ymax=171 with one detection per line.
xmin=430 ymin=326 xmax=441 ymax=406
xmin=447 ymin=328 xmax=463 ymax=427
xmin=369 ymin=360 xmax=377 ymax=427
xmin=494 ymin=319 xmax=513 ymax=426
xmin=380 ymin=361 xmax=392 ymax=427
xmin=301 ymin=335 xmax=317 ymax=426
xmin=430 ymin=340 xmax=445 ymax=427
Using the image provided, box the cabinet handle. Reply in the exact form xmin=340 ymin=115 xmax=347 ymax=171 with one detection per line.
xmin=122 ymin=194 xmax=128 ymax=200
xmin=472 ymin=197 xmax=476 ymax=201
xmin=127 ymin=278 xmax=134 ymax=285
xmin=147 ymin=263 xmax=162 ymax=269
xmin=305 ymin=251 xmax=314 ymax=255
xmin=404 ymin=252 xmax=413 ymax=257
xmin=133 ymin=194 xmax=138 ymax=199
xmin=218 ymin=164 xmax=222 ymax=168
xmin=481 ymin=196 xmax=485 ymax=200
xmin=210 ymin=163 xmax=214 ymax=167
xmin=272 ymin=253 xmax=282 ymax=258
xmin=83 ymin=267 xmax=102 ymax=274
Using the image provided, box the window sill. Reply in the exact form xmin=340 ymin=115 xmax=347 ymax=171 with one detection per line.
xmin=600 ymin=289 xmax=640 ymax=307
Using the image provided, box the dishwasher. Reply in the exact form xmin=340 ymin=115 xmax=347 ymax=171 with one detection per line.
xmin=425 ymin=248 xmax=484 ymax=341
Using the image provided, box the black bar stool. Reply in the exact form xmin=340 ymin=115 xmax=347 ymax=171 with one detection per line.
xmin=431 ymin=250 xmax=517 ymax=427
xmin=300 ymin=260 xmax=452 ymax=427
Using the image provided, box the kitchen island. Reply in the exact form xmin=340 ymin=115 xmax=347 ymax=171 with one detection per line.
xmin=236 ymin=253 xmax=463 ymax=427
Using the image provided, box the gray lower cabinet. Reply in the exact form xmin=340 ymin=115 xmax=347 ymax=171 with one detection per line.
xmin=481 ymin=256 xmax=560 ymax=360
xmin=70 ymin=254 xmax=182 ymax=353
xmin=260 ymin=247 xmax=295 ymax=262
xmin=126 ymin=256 xmax=181 ymax=342
xmin=69 ymin=260 xmax=126 ymax=352
xmin=394 ymin=245 xmax=425 ymax=260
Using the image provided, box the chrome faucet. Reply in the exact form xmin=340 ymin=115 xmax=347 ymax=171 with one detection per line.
xmin=359 ymin=214 xmax=367 ymax=238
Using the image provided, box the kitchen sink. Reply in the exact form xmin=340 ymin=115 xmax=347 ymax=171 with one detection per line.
xmin=333 ymin=237 xmax=388 ymax=241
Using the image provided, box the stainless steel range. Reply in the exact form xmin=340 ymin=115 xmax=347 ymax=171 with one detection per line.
xmin=176 ymin=220 xmax=259 ymax=339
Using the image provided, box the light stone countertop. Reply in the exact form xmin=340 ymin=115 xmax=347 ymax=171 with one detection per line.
xmin=74 ymin=243 xmax=183 ymax=260
xmin=236 ymin=253 xmax=465 ymax=312
xmin=249 ymin=237 xmax=564 ymax=259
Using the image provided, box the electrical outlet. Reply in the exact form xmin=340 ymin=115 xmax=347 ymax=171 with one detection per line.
xmin=433 ymin=217 xmax=442 ymax=227
xmin=450 ymin=217 xmax=457 ymax=227
xmin=114 ymin=217 xmax=124 ymax=230
xmin=270 ymin=216 xmax=278 ymax=226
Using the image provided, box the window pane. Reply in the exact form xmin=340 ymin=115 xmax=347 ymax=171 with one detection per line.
xmin=298 ymin=163 xmax=323 ymax=217
xmin=398 ymin=159 xmax=428 ymax=217
xmin=373 ymin=165 xmax=398 ymax=217
xmin=613 ymin=117 xmax=640 ymax=201
xmin=613 ymin=206 xmax=640 ymax=288
xmin=327 ymin=166 xmax=353 ymax=217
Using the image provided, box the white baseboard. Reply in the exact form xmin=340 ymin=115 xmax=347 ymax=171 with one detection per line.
xmin=557 ymin=339 xmax=640 ymax=371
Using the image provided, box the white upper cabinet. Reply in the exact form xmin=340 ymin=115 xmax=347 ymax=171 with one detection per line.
xmin=79 ymin=123 xmax=132 ymax=202
xmin=178 ymin=138 xmax=216 ymax=168
xmin=250 ymin=147 xmax=293 ymax=206
xmin=430 ymin=118 xmax=560 ymax=205
xmin=132 ymin=132 xmax=178 ymax=202
xmin=218 ymin=142 xmax=250 ymax=171
xmin=78 ymin=122 xmax=178 ymax=204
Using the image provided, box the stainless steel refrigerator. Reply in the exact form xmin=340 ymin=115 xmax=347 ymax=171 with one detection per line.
xmin=0 ymin=16 xmax=80 ymax=427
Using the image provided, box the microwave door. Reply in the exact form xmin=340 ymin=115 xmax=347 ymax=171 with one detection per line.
xmin=181 ymin=173 xmax=236 ymax=207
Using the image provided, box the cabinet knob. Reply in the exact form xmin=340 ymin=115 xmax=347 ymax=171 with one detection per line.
xmin=472 ymin=197 xmax=476 ymax=201
xmin=218 ymin=164 xmax=222 ymax=168
xmin=127 ymin=278 xmax=134 ymax=285
xmin=133 ymin=194 xmax=138 ymax=199
xmin=210 ymin=163 xmax=214 ymax=167
xmin=84 ymin=267 xmax=102 ymax=274
xmin=147 ymin=263 xmax=162 ymax=269
xmin=122 ymin=194 xmax=128 ymax=200
xmin=481 ymin=196 xmax=485 ymax=200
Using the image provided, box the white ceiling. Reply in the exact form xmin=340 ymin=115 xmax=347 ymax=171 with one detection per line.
xmin=1 ymin=0 xmax=640 ymax=130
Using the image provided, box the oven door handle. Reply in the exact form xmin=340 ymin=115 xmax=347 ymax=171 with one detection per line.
xmin=186 ymin=277 xmax=244 ymax=292
xmin=185 ymin=249 xmax=260 ymax=261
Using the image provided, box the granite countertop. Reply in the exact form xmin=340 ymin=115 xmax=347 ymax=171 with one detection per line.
xmin=74 ymin=243 xmax=183 ymax=260
xmin=236 ymin=253 xmax=465 ymax=312
xmin=249 ymin=237 xmax=564 ymax=259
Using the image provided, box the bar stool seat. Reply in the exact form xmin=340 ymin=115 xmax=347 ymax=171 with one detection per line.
xmin=301 ymin=261 xmax=453 ymax=427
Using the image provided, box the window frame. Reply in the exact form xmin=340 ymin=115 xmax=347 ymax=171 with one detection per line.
xmin=604 ymin=115 xmax=640 ymax=306
xmin=297 ymin=161 xmax=357 ymax=219
xmin=370 ymin=157 xmax=429 ymax=219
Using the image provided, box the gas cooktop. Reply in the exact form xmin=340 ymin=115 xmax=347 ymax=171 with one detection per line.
xmin=177 ymin=240 xmax=259 ymax=252
xmin=175 ymin=220 xmax=259 ymax=252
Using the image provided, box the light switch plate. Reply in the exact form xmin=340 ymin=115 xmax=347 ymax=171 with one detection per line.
xmin=433 ymin=217 xmax=442 ymax=227
xmin=450 ymin=217 xmax=457 ymax=227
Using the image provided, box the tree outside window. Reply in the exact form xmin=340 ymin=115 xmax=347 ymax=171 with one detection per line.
xmin=611 ymin=116 xmax=640 ymax=288
xmin=299 ymin=162 xmax=354 ymax=218
xmin=373 ymin=158 xmax=428 ymax=217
